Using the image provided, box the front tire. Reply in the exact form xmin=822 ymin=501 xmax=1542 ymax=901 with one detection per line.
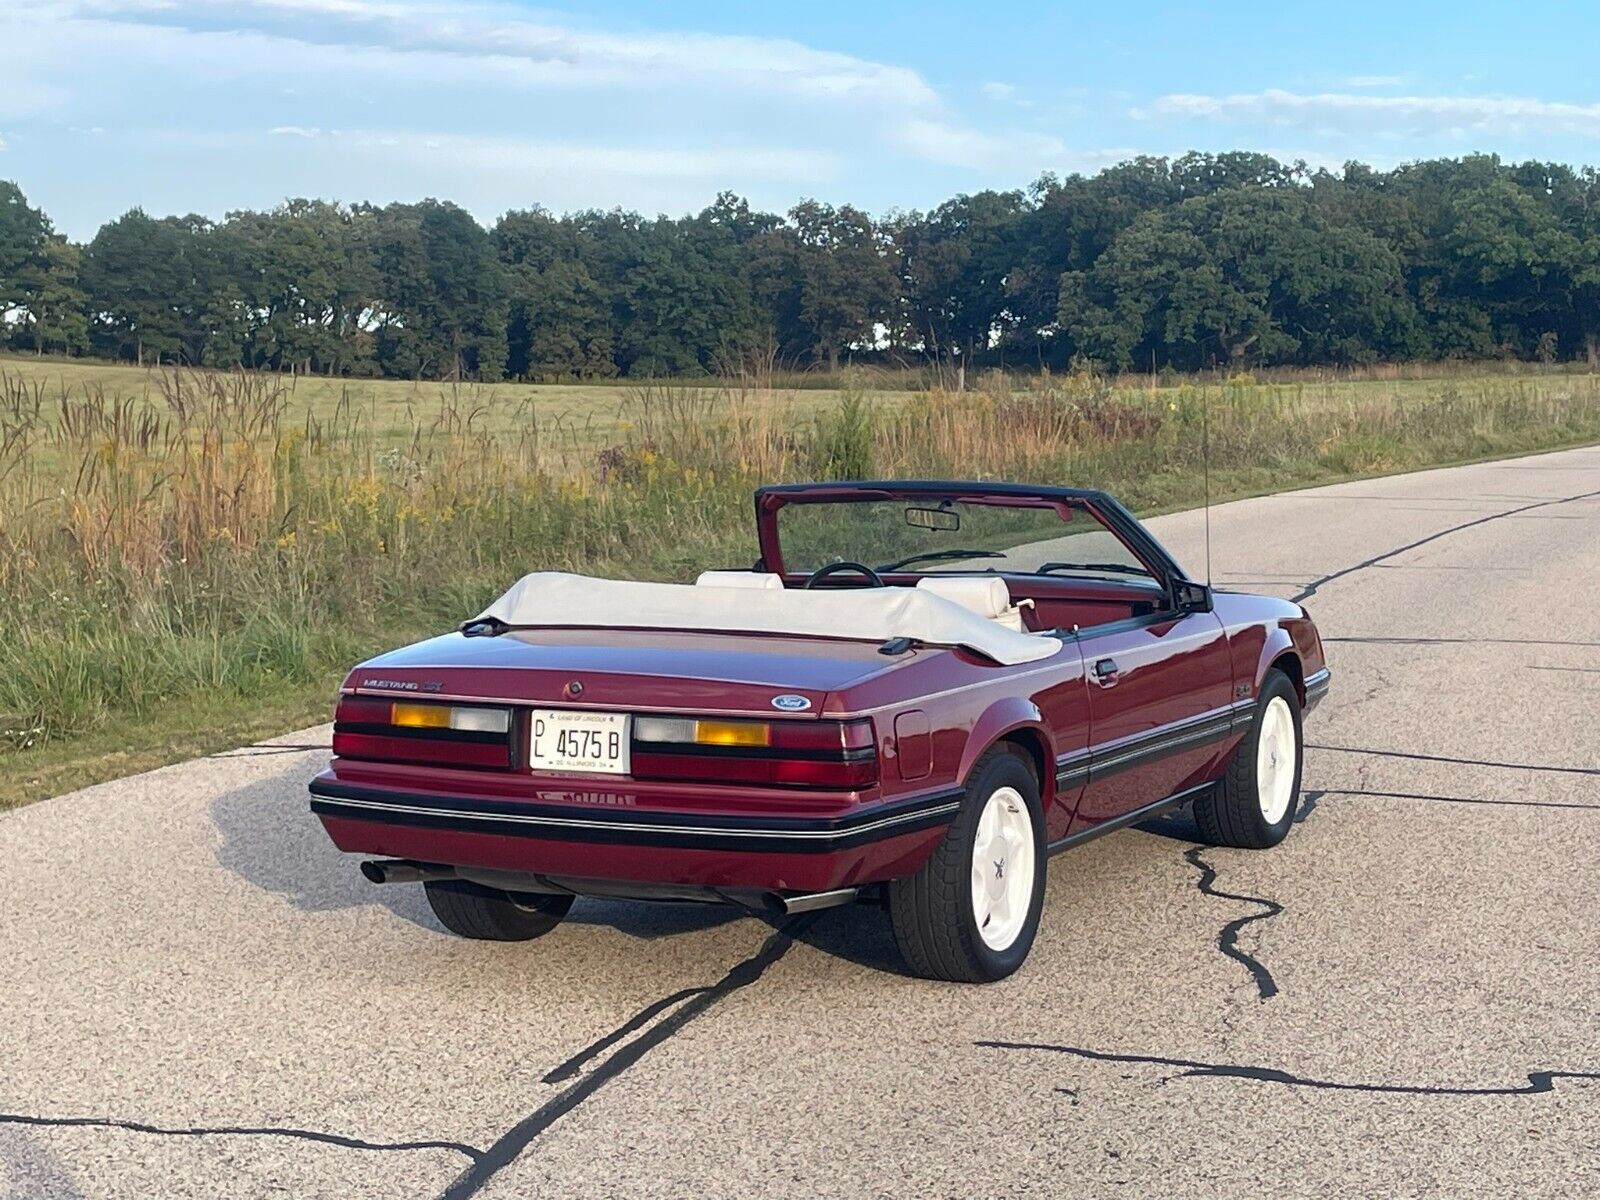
xmin=1194 ymin=668 xmax=1304 ymax=849
xmin=888 ymin=748 xmax=1046 ymax=983
xmin=424 ymin=879 xmax=574 ymax=941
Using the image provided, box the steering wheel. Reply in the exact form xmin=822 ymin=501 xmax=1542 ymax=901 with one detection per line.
xmin=803 ymin=561 xmax=886 ymax=590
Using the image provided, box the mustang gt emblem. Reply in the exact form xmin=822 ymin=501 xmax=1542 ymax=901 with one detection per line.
xmin=770 ymin=694 xmax=812 ymax=711
xmin=361 ymin=678 xmax=442 ymax=693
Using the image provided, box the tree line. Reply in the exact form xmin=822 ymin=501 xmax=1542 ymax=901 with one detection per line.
xmin=5 ymin=151 xmax=1600 ymax=380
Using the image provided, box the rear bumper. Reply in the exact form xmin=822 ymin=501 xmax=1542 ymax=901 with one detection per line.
xmin=1305 ymin=666 xmax=1331 ymax=712
xmin=309 ymin=774 xmax=958 ymax=892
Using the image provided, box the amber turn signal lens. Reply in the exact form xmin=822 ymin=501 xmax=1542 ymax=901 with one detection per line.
xmin=694 ymin=719 xmax=771 ymax=747
xmin=392 ymin=702 xmax=452 ymax=728
xmin=389 ymin=702 xmax=511 ymax=734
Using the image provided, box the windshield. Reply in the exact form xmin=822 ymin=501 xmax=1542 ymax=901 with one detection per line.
xmin=774 ymin=496 xmax=1155 ymax=581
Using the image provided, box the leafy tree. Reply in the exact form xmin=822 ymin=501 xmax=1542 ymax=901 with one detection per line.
xmin=1006 ymin=157 xmax=1182 ymax=363
xmin=496 ymin=207 xmax=615 ymax=378
xmin=756 ymin=201 xmax=895 ymax=370
xmin=1570 ymin=169 xmax=1600 ymax=366
xmin=19 ymin=150 xmax=1600 ymax=377
xmin=1065 ymin=189 xmax=1416 ymax=369
xmin=79 ymin=210 xmax=233 ymax=364
xmin=370 ymin=201 xmax=506 ymax=380
xmin=20 ymin=237 xmax=90 ymax=355
xmin=1172 ymin=151 xmax=1305 ymax=197
xmin=0 ymin=183 xmax=90 ymax=356
xmin=1440 ymin=178 xmax=1580 ymax=358
xmin=615 ymin=210 xmax=766 ymax=375
xmin=895 ymin=190 xmax=1027 ymax=384
xmin=0 ymin=182 xmax=52 ymax=341
xmin=219 ymin=200 xmax=375 ymax=374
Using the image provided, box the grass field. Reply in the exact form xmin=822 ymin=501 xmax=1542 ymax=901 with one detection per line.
xmin=4 ymin=355 xmax=1599 ymax=808
xmin=0 ymin=356 xmax=894 ymax=463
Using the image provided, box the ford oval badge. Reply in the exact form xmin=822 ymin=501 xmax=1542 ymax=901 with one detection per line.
xmin=771 ymin=694 xmax=812 ymax=711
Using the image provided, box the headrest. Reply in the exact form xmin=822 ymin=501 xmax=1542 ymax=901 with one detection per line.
xmin=694 ymin=570 xmax=786 ymax=590
xmin=914 ymin=576 xmax=1013 ymax=619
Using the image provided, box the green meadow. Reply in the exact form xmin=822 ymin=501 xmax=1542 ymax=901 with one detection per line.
xmin=3 ymin=355 xmax=1598 ymax=807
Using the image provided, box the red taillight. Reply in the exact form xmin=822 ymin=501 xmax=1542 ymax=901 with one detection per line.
xmin=630 ymin=717 xmax=877 ymax=790
xmin=332 ymin=695 xmax=513 ymax=770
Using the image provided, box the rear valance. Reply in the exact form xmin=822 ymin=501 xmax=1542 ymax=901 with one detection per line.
xmin=469 ymin=572 xmax=1061 ymax=666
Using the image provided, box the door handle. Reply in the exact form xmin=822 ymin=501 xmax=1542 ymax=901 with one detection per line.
xmin=1092 ymin=657 xmax=1121 ymax=687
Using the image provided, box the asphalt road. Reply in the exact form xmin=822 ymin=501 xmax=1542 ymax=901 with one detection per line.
xmin=3 ymin=445 xmax=1598 ymax=1198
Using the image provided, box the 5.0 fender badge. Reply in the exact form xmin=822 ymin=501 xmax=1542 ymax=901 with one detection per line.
xmin=770 ymin=694 xmax=812 ymax=711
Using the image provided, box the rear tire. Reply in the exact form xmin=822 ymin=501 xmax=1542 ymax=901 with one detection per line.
xmin=424 ymin=879 xmax=574 ymax=941
xmin=1193 ymin=668 xmax=1303 ymax=849
xmin=888 ymin=747 xmax=1046 ymax=983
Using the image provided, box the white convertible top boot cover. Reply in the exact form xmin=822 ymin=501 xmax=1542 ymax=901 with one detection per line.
xmin=694 ymin=570 xmax=786 ymax=589
xmin=473 ymin=572 xmax=1061 ymax=665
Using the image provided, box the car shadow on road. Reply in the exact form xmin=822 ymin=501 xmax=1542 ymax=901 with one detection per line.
xmin=210 ymin=763 xmax=1215 ymax=979
xmin=794 ymin=903 xmax=913 ymax=976
xmin=1133 ymin=808 xmax=1203 ymax=843
xmin=210 ymin=763 xmax=747 ymax=943
xmin=210 ymin=766 xmax=436 ymax=929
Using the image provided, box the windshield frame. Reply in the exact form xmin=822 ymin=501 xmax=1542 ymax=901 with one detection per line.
xmin=753 ymin=481 xmax=1190 ymax=597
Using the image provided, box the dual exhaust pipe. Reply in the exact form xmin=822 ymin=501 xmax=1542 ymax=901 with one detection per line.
xmin=358 ymin=859 xmax=859 ymax=913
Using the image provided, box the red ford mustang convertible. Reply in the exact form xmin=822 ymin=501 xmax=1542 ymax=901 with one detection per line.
xmin=310 ymin=481 xmax=1329 ymax=982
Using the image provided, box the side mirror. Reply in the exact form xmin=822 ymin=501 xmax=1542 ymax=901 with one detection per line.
xmin=1172 ymin=580 xmax=1213 ymax=613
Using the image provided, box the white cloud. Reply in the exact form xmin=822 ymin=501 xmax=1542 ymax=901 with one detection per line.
xmin=894 ymin=118 xmax=1064 ymax=172
xmin=3 ymin=0 xmax=1078 ymax=234
xmin=41 ymin=0 xmax=940 ymax=108
xmin=288 ymin=128 xmax=836 ymax=184
xmin=979 ymin=80 xmax=1034 ymax=110
xmin=1140 ymin=88 xmax=1600 ymax=138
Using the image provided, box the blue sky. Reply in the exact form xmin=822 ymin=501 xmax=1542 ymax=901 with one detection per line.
xmin=8 ymin=0 xmax=1600 ymax=239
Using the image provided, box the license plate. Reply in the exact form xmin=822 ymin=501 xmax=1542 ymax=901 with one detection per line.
xmin=528 ymin=709 xmax=631 ymax=775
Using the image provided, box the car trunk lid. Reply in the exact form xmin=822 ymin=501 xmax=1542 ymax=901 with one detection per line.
xmin=345 ymin=627 xmax=921 ymax=716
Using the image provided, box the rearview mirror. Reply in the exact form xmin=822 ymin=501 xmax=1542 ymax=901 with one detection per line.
xmin=905 ymin=505 xmax=960 ymax=532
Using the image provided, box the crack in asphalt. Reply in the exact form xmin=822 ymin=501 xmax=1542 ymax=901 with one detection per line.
xmin=1371 ymin=563 xmax=1529 ymax=572
xmin=1325 ymin=635 xmax=1600 ymax=648
xmin=0 ymin=922 xmax=816 ymax=1194
xmin=23 ymin=474 xmax=1598 ymax=1190
xmin=1309 ymin=743 xmax=1600 ymax=777
xmin=540 ymin=986 xmax=712 ymax=1085
xmin=0 ymin=1111 xmax=484 ymax=1162
xmin=1182 ymin=847 xmax=1282 ymax=1001
xmin=437 ymin=917 xmax=812 ymax=1200
xmin=1290 ymin=485 xmax=1600 ymax=605
xmin=1318 ymin=788 xmax=1600 ymax=812
xmin=977 ymin=1041 xmax=1600 ymax=1097
xmin=209 ymin=743 xmax=332 ymax=759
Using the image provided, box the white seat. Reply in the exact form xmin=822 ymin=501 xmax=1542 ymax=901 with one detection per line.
xmin=694 ymin=570 xmax=786 ymax=590
xmin=914 ymin=576 xmax=1031 ymax=632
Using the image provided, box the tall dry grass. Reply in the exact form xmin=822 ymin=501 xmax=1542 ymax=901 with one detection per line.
xmin=3 ymin=363 xmax=1599 ymax=751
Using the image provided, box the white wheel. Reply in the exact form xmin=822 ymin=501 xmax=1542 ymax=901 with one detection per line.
xmin=888 ymin=749 xmax=1046 ymax=982
xmin=1255 ymin=696 xmax=1296 ymax=824
xmin=970 ymin=786 xmax=1036 ymax=952
xmin=1194 ymin=668 xmax=1303 ymax=849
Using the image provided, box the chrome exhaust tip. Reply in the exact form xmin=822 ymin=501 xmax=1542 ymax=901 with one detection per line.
xmin=775 ymin=886 xmax=860 ymax=915
xmin=359 ymin=859 xmax=453 ymax=885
